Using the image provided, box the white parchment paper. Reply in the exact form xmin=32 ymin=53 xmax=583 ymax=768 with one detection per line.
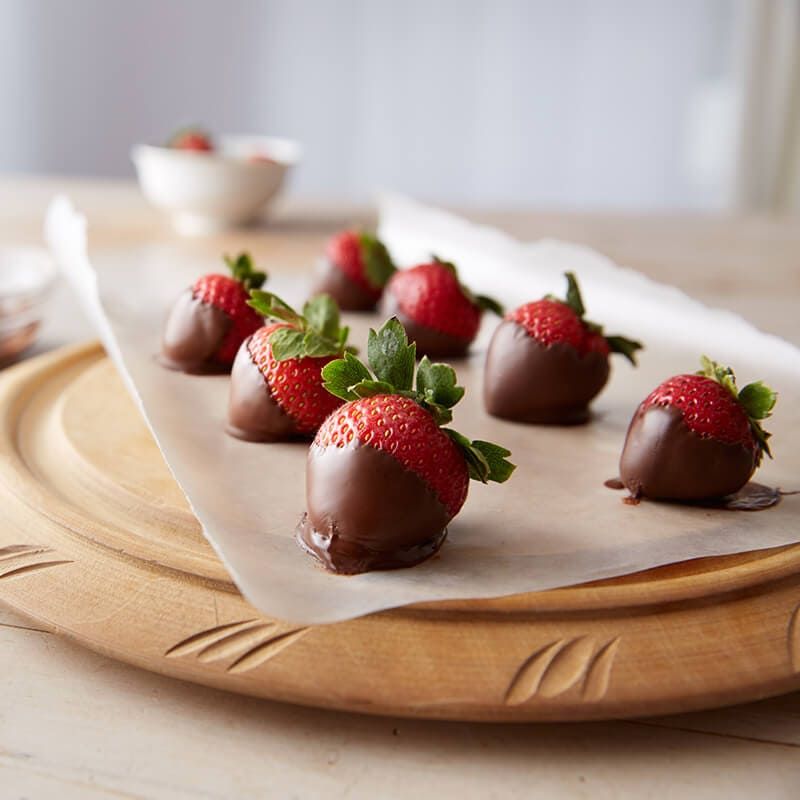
xmin=45 ymin=194 xmax=800 ymax=624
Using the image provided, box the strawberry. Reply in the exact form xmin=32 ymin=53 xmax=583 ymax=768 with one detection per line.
xmin=313 ymin=230 xmax=396 ymax=311
xmin=227 ymin=292 xmax=354 ymax=441
xmin=296 ymin=317 xmax=515 ymax=574
xmin=161 ymin=252 xmax=266 ymax=373
xmin=619 ymin=356 xmax=777 ymax=501
xmin=484 ymin=272 xmax=642 ymax=424
xmin=382 ymin=257 xmax=503 ymax=357
xmin=169 ymin=127 xmax=213 ymax=152
xmin=507 ymin=273 xmax=639 ymax=359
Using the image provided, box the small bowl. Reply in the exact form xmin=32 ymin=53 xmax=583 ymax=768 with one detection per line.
xmin=132 ymin=135 xmax=302 ymax=236
xmin=0 ymin=247 xmax=56 ymax=366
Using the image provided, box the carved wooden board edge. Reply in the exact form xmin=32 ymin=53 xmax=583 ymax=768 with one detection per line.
xmin=2 ymin=342 xmax=800 ymax=721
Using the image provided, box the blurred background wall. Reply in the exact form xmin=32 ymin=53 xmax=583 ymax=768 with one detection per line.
xmin=0 ymin=0 xmax=797 ymax=211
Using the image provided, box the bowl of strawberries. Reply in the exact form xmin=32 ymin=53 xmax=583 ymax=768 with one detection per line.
xmin=132 ymin=128 xmax=302 ymax=236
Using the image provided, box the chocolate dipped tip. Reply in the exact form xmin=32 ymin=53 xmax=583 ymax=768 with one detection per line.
xmin=296 ymin=440 xmax=451 ymax=574
xmin=619 ymin=404 xmax=756 ymax=501
xmin=380 ymin=290 xmax=471 ymax=359
xmin=310 ymin=257 xmax=380 ymax=312
xmin=226 ymin=338 xmax=307 ymax=442
xmin=160 ymin=288 xmax=233 ymax=374
xmin=483 ymin=319 xmax=609 ymax=425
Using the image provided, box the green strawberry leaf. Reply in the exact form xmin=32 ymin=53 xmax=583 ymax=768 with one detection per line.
xmin=444 ymin=429 xmax=491 ymax=482
xmin=303 ymin=294 xmax=340 ymax=340
xmin=416 ymin=356 xmax=465 ymax=409
xmin=268 ymin=327 xmax=307 ymax=361
xmin=421 ymin=401 xmax=453 ymax=427
xmin=739 ymin=381 xmax=777 ymax=420
xmin=302 ymin=330 xmax=341 ymax=358
xmin=698 ymin=355 xmax=738 ymax=396
xmin=475 ymin=294 xmax=505 ymax=316
xmin=348 ymin=379 xmax=399 ymax=399
xmin=605 ymin=335 xmax=643 ymax=366
xmin=321 ymin=352 xmax=373 ymax=401
xmin=359 ymin=233 xmax=396 ymax=289
xmin=564 ymin=271 xmax=585 ymax=318
xmin=471 ymin=440 xmax=516 ymax=483
xmin=367 ymin=317 xmax=416 ymax=391
xmin=443 ymin=431 xmax=516 ymax=484
xmin=224 ymin=252 xmax=267 ymax=291
xmin=251 ymin=290 xmax=354 ymax=361
xmin=248 ymin=290 xmax=304 ymax=328
xmin=321 ymin=316 xmax=515 ymax=485
xmin=431 ymin=254 xmax=458 ymax=275
xmin=697 ymin=355 xmax=777 ymax=465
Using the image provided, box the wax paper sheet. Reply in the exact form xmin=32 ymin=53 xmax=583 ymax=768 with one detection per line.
xmin=45 ymin=194 xmax=800 ymax=624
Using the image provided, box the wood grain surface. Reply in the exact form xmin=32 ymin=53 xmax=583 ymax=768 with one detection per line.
xmin=2 ymin=337 xmax=799 ymax=721
xmin=1 ymin=177 xmax=799 ymax=797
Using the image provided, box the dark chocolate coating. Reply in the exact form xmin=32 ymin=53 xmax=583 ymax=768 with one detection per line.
xmin=483 ymin=319 xmax=609 ymax=424
xmin=160 ymin=288 xmax=232 ymax=374
xmin=226 ymin=339 xmax=304 ymax=442
xmin=381 ymin=291 xmax=471 ymax=359
xmin=296 ymin=441 xmax=451 ymax=574
xmin=619 ymin=405 xmax=756 ymax=501
xmin=310 ymin=258 xmax=379 ymax=312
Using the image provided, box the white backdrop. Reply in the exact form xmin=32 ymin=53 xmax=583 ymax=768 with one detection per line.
xmin=0 ymin=0 xmax=749 ymax=209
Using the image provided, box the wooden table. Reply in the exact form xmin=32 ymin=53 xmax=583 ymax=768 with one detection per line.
xmin=1 ymin=177 xmax=799 ymax=798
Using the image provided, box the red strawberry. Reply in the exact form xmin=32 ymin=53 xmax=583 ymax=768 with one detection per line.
xmin=507 ymin=298 xmax=587 ymax=352
xmin=317 ymin=394 xmax=469 ymax=517
xmin=382 ymin=258 xmax=503 ymax=357
xmin=620 ymin=357 xmax=777 ymax=501
xmin=313 ymin=230 xmax=396 ymax=311
xmin=484 ymin=272 xmax=641 ymax=424
xmin=227 ymin=292 xmax=353 ymax=442
xmin=169 ymin=128 xmax=213 ymax=152
xmin=161 ymin=252 xmax=266 ymax=373
xmin=296 ymin=317 xmax=515 ymax=574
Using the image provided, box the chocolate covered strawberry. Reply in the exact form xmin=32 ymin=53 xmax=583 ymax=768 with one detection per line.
xmin=381 ymin=257 xmax=503 ymax=358
xmin=296 ymin=317 xmax=515 ymax=574
xmin=227 ymin=292 xmax=355 ymax=442
xmin=169 ymin=127 xmax=213 ymax=152
xmin=484 ymin=272 xmax=642 ymax=424
xmin=312 ymin=230 xmax=396 ymax=311
xmin=161 ymin=252 xmax=266 ymax=374
xmin=620 ymin=357 xmax=777 ymax=501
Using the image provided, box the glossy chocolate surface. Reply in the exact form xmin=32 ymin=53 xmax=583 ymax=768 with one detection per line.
xmin=380 ymin=292 xmax=471 ymax=358
xmin=619 ymin=405 xmax=756 ymax=501
xmin=226 ymin=339 xmax=303 ymax=442
xmin=483 ymin=319 xmax=609 ymax=424
xmin=296 ymin=441 xmax=451 ymax=574
xmin=160 ymin=288 xmax=232 ymax=374
xmin=310 ymin=258 xmax=379 ymax=312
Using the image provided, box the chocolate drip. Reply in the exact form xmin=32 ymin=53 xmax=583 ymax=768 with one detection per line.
xmin=619 ymin=405 xmax=756 ymax=501
xmin=483 ymin=320 xmax=609 ymax=424
xmin=380 ymin=292 xmax=471 ymax=358
xmin=160 ymin=289 xmax=232 ymax=374
xmin=605 ymin=474 xmax=780 ymax=510
xmin=226 ymin=339 xmax=304 ymax=442
xmin=310 ymin=258 xmax=379 ymax=312
xmin=296 ymin=441 xmax=450 ymax=574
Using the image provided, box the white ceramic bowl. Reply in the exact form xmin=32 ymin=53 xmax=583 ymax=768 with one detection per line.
xmin=0 ymin=247 xmax=56 ymax=365
xmin=132 ymin=135 xmax=302 ymax=236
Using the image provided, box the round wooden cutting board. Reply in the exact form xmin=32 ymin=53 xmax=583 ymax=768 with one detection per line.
xmin=2 ymin=342 xmax=800 ymax=721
